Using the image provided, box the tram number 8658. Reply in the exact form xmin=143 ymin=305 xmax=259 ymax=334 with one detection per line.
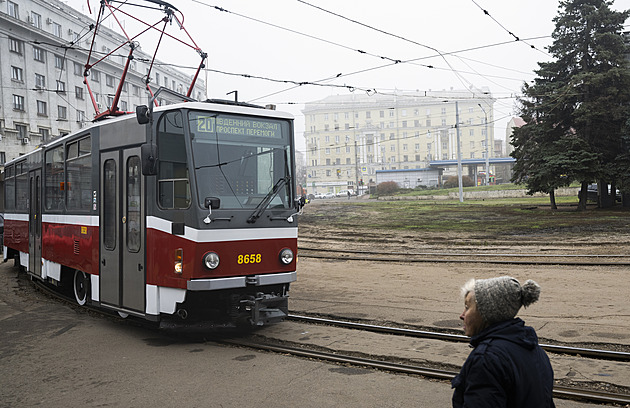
xmin=238 ymin=254 xmax=262 ymax=264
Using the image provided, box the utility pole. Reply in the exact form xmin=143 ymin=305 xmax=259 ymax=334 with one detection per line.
xmin=478 ymin=103 xmax=489 ymax=186
xmin=455 ymin=101 xmax=463 ymax=202
xmin=354 ymin=140 xmax=360 ymax=194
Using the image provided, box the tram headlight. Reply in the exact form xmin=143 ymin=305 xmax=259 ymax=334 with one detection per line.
xmin=174 ymin=248 xmax=183 ymax=274
xmin=279 ymin=248 xmax=294 ymax=265
xmin=203 ymin=252 xmax=220 ymax=270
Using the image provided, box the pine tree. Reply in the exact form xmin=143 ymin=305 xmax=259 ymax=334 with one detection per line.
xmin=511 ymin=0 xmax=630 ymax=209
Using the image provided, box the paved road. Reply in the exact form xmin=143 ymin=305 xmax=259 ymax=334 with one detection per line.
xmin=0 ymin=262 xmax=604 ymax=407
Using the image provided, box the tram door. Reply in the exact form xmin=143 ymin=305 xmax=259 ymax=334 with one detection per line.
xmin=28 ymin=169 xmax=42 ymax=278
xmin=99 ymin=148 xmax=145 ymax=313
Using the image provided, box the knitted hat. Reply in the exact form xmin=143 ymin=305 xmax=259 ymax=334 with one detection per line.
xmin=474 ymin=276 xmax=541 ymax=325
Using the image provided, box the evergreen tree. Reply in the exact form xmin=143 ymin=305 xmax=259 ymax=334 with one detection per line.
xmin=511 ymin=0 xmax=630 ymax=209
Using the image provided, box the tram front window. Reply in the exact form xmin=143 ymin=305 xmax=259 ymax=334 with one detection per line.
xmin=189 ymin=111 xmax=293 ymax=210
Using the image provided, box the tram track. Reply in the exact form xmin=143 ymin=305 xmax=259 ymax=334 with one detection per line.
xmin=287 ymin=314 xmax=630 ymax=361
xmin=298 ymin=246 xmax=630 ymax=266
xmin=223 ymin=338 xmax=630 ymax=406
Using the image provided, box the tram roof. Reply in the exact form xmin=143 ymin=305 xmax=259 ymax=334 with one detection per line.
xmin=4 ymin=100 xmax=294 ymax=166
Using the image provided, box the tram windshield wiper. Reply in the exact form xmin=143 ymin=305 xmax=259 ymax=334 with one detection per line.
xmin=247 ymin=176 xmax=289 ymax=223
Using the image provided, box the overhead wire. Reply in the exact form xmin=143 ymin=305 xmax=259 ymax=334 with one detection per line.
xmin=469 ymin=0 xmax=551 ymax=58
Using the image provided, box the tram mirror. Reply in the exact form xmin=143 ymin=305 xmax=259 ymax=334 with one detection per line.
xmin=136 ymin=105 xmax=150 ymax=125
xmin=141 ymin=143 xmax=158 ymax=176
xmin=204 ymin=197 xmax=221 ymax=210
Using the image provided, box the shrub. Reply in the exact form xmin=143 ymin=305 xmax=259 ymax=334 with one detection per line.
xmin=376 ymin=181 xmax=399 ymax=196
xmin=443 ymin=175 xmax=475 ymax=188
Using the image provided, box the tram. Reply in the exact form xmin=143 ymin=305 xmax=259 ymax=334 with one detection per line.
xmin=3 ymin=98 xmax=300 ymax=328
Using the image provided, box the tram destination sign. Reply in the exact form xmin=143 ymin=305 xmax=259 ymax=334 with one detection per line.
xmin=196 ymin=116 xmax=281 ymax=138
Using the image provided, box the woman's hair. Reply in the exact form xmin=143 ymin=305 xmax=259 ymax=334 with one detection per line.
xmin=461 ymin=278 xmax=476 ymax=299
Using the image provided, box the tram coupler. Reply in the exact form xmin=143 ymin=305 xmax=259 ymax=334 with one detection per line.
xmin=242 ymin=292 xmax=289 ymax=326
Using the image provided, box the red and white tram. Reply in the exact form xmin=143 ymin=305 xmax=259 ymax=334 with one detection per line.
xmin=3 ymin=99 xmax=300 ymax=328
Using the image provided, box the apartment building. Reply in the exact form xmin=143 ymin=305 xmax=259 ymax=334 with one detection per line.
xmin=0 ymin=0 xmax=206 ymax=165
xmin=303 ymin=89 xmax=495 ymax=194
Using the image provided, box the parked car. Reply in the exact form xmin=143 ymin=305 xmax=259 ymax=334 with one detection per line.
xmin=323 ymin=192 xmax=335 ymax=199
xmin=579 ymin=184 xmax=621 ymax=202
xmin=314 ymin=192 xmax=326 ymax=199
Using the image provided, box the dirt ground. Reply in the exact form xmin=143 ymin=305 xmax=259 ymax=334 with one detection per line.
xmin=292 ymin=199 xmax=630 ymax=347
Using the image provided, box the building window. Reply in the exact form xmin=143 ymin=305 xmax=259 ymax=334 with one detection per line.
xmin=11 ymin=66 xmax=23 ymax=82
xmin=8 ymin=1 xmax=19 ymax=18
xmin=39 ymin=128 xmax=50 ymax=142
xmin=58 ymin=105 xmax=67 ymax=120
xmin=133 ymin=85 xmax=140 ymax=96
xmin=16 ymin=124 xmax=28 ymax=140
xmin=13 ymin=95 xmax=25 ymax=111
xmin=37 ymin=100 xmax=47 ymax=116
xmin=121 ymin=101 xmax=128 ymax=111
xmin=470 ymin=141 xmax=475 ymax=149
xmin=54 ymin=55 xmax=64 ymax=69
xmin=122 ymin=82 xmax=128 ymax=93
xmin=53 ymin=22 xmax=62 ymax=37
xmin=74 ymin=62 xmax=83 ymax=76
xmin=75 ymin=86 xmax=84 ymax=100
xmin=33 ymin=46 xmax=45 ymax=62
xmin=91 ymin=70 xmax=100 ymax=82
xmin=9 ymin=37 xmax=23 ymax=54
xmin=425 ymin=119 xmax=431 ymax=127
xmin=31 ymin=12 xmax=42 ymax=28
xmin=35 ymin=74 xmax=46 ymax=89
xmin=76 ymin=110 xmax=86 ymax=123
xmin=56 ymin=80 xmax=66 ymax=94
xmin=106 ymin=74 xmax=115 ymax=87
xmin=470 ymin=152 xmax=475 ymax=159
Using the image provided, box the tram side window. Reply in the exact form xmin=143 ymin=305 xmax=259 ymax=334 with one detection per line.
xmin=66 ymin=136 xmax=92 ymax=211
xmin=45 ymin=146 xmax=64 ymax=210
xmin=5 ymin=165 xmax=15 ymax=211
xmin=156 ymin=111 xmax=190 ymax=209
xmin=15 ymin=162 xmax=28 ymax=212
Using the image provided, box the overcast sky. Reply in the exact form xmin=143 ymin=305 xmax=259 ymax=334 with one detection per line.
xmin=66 ymin=0 xmax=630 ymax=154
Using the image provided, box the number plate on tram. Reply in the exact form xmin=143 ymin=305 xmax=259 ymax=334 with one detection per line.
xmin=237 ymin=254 xmax=262 ymax=264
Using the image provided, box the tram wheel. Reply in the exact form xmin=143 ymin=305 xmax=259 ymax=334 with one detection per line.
xmin=73 ymin=270 xmax=90 ymax=306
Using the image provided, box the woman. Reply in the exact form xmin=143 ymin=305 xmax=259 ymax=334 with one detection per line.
xmin=452 ymin=276 xmax=555 ymax=408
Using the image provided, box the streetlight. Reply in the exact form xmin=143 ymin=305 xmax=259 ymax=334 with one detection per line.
xmin=478 ymin=103 xmax=489 ymax=186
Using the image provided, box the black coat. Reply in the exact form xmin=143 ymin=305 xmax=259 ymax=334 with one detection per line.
xmin=451 ymin=318 xmax=555 ymax=408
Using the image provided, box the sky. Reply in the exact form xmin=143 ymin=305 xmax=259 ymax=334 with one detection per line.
xmin=63 ymin=0 xmax=630 ymax=155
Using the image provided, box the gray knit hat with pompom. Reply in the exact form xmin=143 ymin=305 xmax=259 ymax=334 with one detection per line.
xmin=474 ymin=276 xmax=540 ymax=325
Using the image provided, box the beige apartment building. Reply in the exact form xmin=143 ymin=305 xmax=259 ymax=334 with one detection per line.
xmin=303 ymin=89 xmax=495 ymax=194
